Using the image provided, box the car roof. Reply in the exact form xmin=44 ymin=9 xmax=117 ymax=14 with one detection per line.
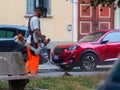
xmin=93 ymin=29 xmax=120 ymax=34
xmin=0 ymin=24 xmax=28 ymax=31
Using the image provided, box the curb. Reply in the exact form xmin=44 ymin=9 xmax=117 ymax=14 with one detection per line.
xmin=39 ymin=64 xmax=59 ymax=70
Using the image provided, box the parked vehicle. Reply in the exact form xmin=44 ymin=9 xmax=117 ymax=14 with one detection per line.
xmin=96 ymin=57 xmax=120 ymax=90
xmin=0 ymin=24 xmax=28 ymax=61
xmin=52 ymin=30 xmax=120 ymax=71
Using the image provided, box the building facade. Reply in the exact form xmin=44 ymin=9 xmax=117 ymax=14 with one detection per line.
xmin=0 ymin=0 xmax=73 ymax=42
xmin=0 ymin=0 xmax=120 ymax=42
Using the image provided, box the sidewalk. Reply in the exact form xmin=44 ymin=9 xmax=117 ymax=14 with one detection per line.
xmin=39 ymin=62 xmax=58 ymax=70
xmin=39 ymin=62 xmax=113 ymax=70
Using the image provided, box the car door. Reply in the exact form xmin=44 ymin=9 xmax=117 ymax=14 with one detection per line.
xmin=0 ymin=28 xmax=17 ymax=52
xmin=101 ymin=31 xmax=120 ymax=60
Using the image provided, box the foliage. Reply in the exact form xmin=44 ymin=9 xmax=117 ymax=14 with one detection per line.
xmin=82 ymin=0 xmax=120 ymax=9
xmin=0 ymin=81 xmax=8 ymax=90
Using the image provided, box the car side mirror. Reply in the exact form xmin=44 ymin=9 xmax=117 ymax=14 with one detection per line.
xmin=101 ymin=40 xmax=108 ymax=44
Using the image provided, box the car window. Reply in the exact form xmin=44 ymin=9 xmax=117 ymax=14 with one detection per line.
xmin=79 ymin=32 xmax=104 ymax=42
xmin=18 ymin=29 xmax=26 ymax=37
xmin=6 ymin=31 xmax=14 ymax=38
xmin=0 ymin=30 xmax=6 ymax=38
xmin=0 ymin=28 xmax=16 ymax=38
xmin=102 ymin=32 xmax=120 ymax=43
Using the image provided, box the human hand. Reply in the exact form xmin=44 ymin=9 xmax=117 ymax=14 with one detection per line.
xmin=35 ymin=47 xmax=41 ymax=55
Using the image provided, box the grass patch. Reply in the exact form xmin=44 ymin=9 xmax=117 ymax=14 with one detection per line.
xmin=25 ymin=74 xmax=107 ymax=90
xmin=0 ymin=74 xmax=107 ymax=90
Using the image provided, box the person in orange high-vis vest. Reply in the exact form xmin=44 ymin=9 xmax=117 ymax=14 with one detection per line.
xmin=25 ymin=6 xmax=49 ymax=76
xmin=25 ymin=43 xmax=40 ymax=76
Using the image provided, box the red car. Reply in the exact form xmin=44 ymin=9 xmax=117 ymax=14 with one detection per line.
xmin=52 ymin=30 xmax=120 ymax=71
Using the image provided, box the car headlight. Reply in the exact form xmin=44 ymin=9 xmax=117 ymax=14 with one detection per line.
xmin=68 ymin=46 xmax=79 ymax=51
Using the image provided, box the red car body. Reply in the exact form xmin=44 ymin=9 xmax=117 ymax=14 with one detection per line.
xmin=52 ymin=30 xmax=120 ymax=71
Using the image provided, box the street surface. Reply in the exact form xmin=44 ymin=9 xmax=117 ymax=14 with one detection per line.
xmin=38 ymin=62 xmax=113 ymax=77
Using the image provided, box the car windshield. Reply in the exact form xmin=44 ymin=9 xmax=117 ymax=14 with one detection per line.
xmin=79 ymin=32 xmax=105 ymax=42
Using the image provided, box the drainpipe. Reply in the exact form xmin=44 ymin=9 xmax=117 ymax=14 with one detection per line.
xmin=114 ymin=0 xmax=120 ymax=29
xmin=72 ymin=0 xmax=78 ymax=42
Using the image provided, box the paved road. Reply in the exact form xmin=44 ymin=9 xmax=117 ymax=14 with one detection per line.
xmin=38 ymin=63 xmax=113 ymax=77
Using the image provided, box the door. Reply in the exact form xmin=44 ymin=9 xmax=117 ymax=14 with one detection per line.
xmin=78 ymin=0 xmax=114 ymax=40
xmin=101 ymin=32 xmax=120 ymax=59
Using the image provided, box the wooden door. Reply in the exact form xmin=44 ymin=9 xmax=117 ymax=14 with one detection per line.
xmin=78 ymin=0 xmax=114 ymax=40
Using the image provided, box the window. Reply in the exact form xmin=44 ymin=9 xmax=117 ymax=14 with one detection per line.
xmin=26 ymin=0 xmax=51 ymax=16
xmin=103 ymin=32 xmax=120 ymax=43
xmin=0 ymin=28 xmax=16 ymax=38
xmin=6 ymin=31 xmax=14 ymax=38
xmin=79 ymin=32 xmax=104 ymax=42
xmin=0 ymin=31 xmax=6 ymax=38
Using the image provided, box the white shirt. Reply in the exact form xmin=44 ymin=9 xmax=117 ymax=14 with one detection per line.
xmin=27 ymin=16 xmax=41 ymax=43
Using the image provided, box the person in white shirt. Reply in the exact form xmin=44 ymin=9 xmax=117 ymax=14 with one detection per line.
xmin=25 ymin=6 xmax=49 ymax=76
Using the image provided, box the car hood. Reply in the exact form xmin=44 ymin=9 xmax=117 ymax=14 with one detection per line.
xmin=55 ymin=42 xmax=97 ymax=48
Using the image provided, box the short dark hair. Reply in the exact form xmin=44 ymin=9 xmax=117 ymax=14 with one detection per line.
xmin=35 ymin=6 xmax=44 ymax=11
xmin=35 ymin=6 xmax=47 ymax=17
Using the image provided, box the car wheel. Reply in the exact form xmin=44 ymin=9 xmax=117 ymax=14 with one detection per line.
xmin=22 ymin=52 xmax=28 ymax=62
xmin=60 ymin=65 xmax=73 ymax=71
xmin=80 ymin=53 xmax=98 ymax=71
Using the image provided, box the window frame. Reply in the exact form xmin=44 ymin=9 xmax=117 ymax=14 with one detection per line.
xmin=26 ymin=0 xmax=51 ymax=17
xmin=102 ymin=32 xmax=120 ymax=43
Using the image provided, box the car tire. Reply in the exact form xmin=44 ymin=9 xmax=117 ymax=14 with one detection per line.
xmin=80 ymin=53 xmax=98 ymax=71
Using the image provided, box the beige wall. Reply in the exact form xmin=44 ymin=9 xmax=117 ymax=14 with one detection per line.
xmin=0 ymin=0 xmax=73 ymax=41
xmin=0 ymin=0 xmax=27 ymax=25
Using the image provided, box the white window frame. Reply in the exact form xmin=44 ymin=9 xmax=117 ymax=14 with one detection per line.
xmin=26 ymin=0 xmax=51 ymax=16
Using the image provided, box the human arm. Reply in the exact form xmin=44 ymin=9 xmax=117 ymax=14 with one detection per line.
xmin=34 ymin=29 xmax=49 ymax=44
xmin=32 ymin=17 xmax=49 ymax=44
